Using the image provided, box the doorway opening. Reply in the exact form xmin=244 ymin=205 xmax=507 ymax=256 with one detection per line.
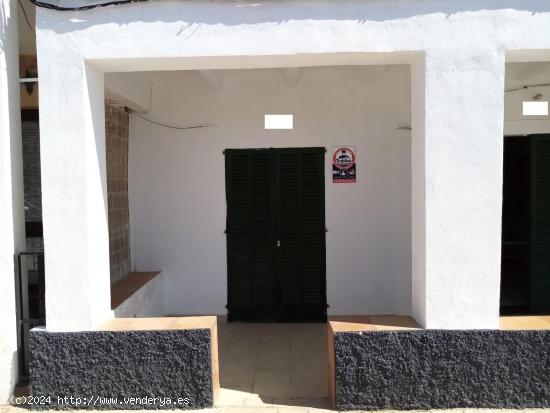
xmin=500 ymin=135 xmax=550 ymax=315
xmin=225 ymin=148 xmax=327 ymax=323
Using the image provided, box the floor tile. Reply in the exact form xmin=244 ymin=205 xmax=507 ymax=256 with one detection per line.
xmin=218 ymin=407 xmax=278 ymax=413
xmin=243 ymin=393 xmax=274 ymax=406
xmin=218 ymin=321 xmax=328 ymax=410
xmin=290 ymin=368 xmax=328 ymax=398
xmin=290 ymin=346 xmax=327 ymax=371
xmin=253 ymin=369 xmax=291 ymax=399
xmin=258 ymin=340 xmax=291 ymax=370
xmin=272 ymin=397 xmax=331 ymax=410
xmin=276 ymin=406 xmax=313 ymax=413
xmin=220 ymin=365 xmax=255 ymax=390
xmin=217 ymin=388 xmax=255 ymax=406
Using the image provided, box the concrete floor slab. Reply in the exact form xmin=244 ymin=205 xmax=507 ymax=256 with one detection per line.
xmin=217 ymin=321 xmax=329 ymax=409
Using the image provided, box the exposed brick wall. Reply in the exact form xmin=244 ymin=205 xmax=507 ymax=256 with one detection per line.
xmin=20 ymin=104 xmax=130 ymax=280
xmin=22 ymin=116 xmax=44 ymax=252
xmin=22 ymin=119 xmax=42 ymax=223
xmin=106 ymin=102 xmax=131 ymax=283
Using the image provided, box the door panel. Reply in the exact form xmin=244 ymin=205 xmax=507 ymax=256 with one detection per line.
xmin=500 ymin=137 xmax=530 ymax=313
xmin=530 ymin=135 xmax=550 ymax=313
xmin=276 ymin=148 xmax=327 ymax=322
xmin=225 ymin=149 xmax=276 ymax=321
xmin=225 ymin=148 xmax=326 ymax=322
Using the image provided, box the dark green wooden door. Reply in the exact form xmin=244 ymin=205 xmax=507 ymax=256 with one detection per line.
xmin=530 ymin=134 xmax=550 ymax=313
xmin=225 ymin=149 xmax=276 ymax=322
xmin=275 ymin=148 xmax=327 ymax=322
xmin=225 ymin=148 xmax=326 ymax=322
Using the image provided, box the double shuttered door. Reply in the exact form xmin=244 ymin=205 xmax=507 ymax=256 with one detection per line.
xmin=530 ymin=135 xmax=550 ymax=313
xmin=502 ymin=134 xmax=550 ymax=314
xmin=225 ymin=148 xmax=327 ymax=322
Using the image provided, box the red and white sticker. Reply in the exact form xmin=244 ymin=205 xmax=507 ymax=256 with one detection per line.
xmin=332 ymin=146 xmax=357 ymax=183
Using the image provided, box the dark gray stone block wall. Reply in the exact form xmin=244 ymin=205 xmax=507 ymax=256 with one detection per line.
xmin=334 ymin=329 xmax=550 ymax=410
xmin=30 ymin=329 xmax=214 ymax=410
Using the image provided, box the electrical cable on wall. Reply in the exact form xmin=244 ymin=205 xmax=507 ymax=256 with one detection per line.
xmin=27 ymin=0 xmax=149 ymax=11
xmin=19 ymin=0 xmax=35 ymax=33
xmin=129 ymin=110 xmax=216 ymax=131
xmin=505 ymin=83 xmax=550 ymax=93
xmin=123 ymin=85 xmax=216 ymax=130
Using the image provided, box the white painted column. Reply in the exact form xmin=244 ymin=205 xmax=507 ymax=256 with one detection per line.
xmin=38 ymin=49 xmax=111 ymax=331
xmin=0 ymin=0 xmax=25 ymax=400
xmin=411 ymin=55 xmax=427 ymax=327
xmin=412 ymin=48 xmax=505 ymax=329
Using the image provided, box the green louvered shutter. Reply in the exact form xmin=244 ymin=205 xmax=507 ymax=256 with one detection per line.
xmin=530 ymin=134 xmax=550 ymax=313
xmin=275 ymin=148 xmax=327 ymax=322
xmin=225 ymin=147 xmax=326 ymax=322
xmin=225 ymin=149 xmax=276 ymax=321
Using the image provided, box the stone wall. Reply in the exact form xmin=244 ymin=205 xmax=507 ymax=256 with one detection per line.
xmin=30 ymin=328 xmax=215 ymax=409
xmin=332 ymin=329 xmax=550 ymax=410
xmin=105 ymin=102 xmax=130 ymax=283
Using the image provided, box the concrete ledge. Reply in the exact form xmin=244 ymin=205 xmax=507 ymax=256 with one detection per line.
xmin=29 ymin=316 xmax=218 ymax=410
xmin=329 ymin=325 xmax=550 ymax=410
xmin=111 ymin=271 xmax=163 ymax=317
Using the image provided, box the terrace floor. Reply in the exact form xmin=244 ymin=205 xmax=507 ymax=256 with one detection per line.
xmin=214 ymin=314 xmax=550 ymax=410
xmin=216 ymin=321 xmax=329 ymax=410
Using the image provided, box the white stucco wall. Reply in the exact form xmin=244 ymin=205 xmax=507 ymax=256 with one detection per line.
xmin=37 ymin=59 xmax=112 ymax=331
xmin=421 ymin=48 xmax=505 ymax=329
xmin=35 ymin=0 xmax=550 ymax=330
xmin=127 ymin=66 xmax=412 ymax=316
xmin=410 ymin=57 xmax=427 ymax=326
xmin=1 ymin=0 xmax=25 ymax=401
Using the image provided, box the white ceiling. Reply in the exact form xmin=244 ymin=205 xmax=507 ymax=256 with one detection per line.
xmin=505 ymin=62 xmax=550 ymax=91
